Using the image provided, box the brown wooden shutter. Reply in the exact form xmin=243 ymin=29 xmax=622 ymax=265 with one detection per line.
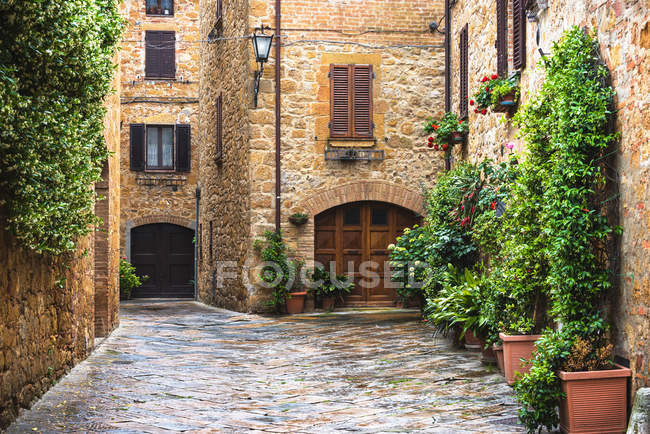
xmin=130 ymin=124 xmax=145 ymax=171
xmin=330 ymin=64 xmax=351 ymax=138
xmin=215 ymin=92 xmax=223 ymax=162
xmin=145 ymin=31 xmax=175 ymax=79
xmin=176 ymin=124 xmax=191 ymax=172
xmin=352 ymin=65 xmax=373 ymax=138
xmin=459 ymin=25 xmax=469 ymax=119
xmin=496 ymin=0 xmax=508 ymax=77
xmin=512 ymin=0 xmax=526 ymax=70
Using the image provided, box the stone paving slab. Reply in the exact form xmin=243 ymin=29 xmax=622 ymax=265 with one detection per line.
xmin=6 ymin=301 xmax=524 ymax=433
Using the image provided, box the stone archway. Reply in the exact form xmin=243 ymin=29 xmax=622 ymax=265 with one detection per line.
xmin=124 ymin=214 xmax=196 ymax=262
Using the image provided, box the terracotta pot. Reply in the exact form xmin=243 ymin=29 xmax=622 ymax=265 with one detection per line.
xmin=452 ymin=131 xmax=465 ymax=143
xmin=286 ymin=292 xmax=306 ymax=314
xmin=494 ymin=91 xmax=518 ymax=113
xmin=499 ymin=333 xmax=542 ymax=385
xmin=464 ymin=329 xmax=483 ymax=351
xmin=321 ymin=296 xmax=335 ymax=311
xmin=493 ymin=344 xmax=505 ymax=373
xmin=558 ymin=363 xmax=631 ymax=434
xmin=481 ymin=345 xmax=497 ymax=365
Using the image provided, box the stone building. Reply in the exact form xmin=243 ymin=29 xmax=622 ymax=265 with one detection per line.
xmin=198 ymin=0 xmax=447 ymax=311
xmin=445 ymin=0 xmax=649 ymax=396
xmin=119 ymin=0 xmax=200 ymax=298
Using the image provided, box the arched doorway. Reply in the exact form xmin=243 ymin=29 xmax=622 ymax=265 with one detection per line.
xmin=314 ymin=202 xmax=420 ymax=307
xmin=131 ymin=223 xmax=194 ymax=298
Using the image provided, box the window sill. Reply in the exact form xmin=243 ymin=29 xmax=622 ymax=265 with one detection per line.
xmin=328 ymin=137 xmax=376 ymax=148
xmin=144 ymin=76 xmax=176 ymax=81
xmin=136 ymin=173 xmax=187 ymax=187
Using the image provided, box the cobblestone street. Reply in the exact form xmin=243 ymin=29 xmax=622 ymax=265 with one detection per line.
xmin=8 ymin=301 xmax=523 ymax=433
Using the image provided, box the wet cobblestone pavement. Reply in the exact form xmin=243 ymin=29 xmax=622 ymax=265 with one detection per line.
xmin=7 ymin=301 xmax=523 ymax=433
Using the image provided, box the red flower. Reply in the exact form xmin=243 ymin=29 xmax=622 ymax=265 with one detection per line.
xmin=442 ymin=143 xmax=449 ymax=151
xmin=582 ymin=208 xmax=590 ymax=213
xmin=433 ymin=125 xmax=439 ymax=131
xmin=427 ymin=142 xmax=434 ymax=148
xmin=481 ymin=76 xmax=489 ymax=82
xmin=481 ymin=109 xmax=487 ymax=115
xmin=461 ymin=204 xmax=464 ymax=211
xmin=434 ymin=144 xmax=439 ymax=151
xmin=486 ymin=86 xmax=490 ymax=92
xmin=428 ymin=136 xmax=434 ymax=142
xmin=458 ymin=120 xmax=463 ymax=125
xmin=490 ymin=200 xmax=497 ymax=210
xmin=471 ymin=206 xmax=475 ymax=213
xmin=491 ymin=74 xmax=499 ymax=80
xmin=474 ymin=109 xmax=479 ymax=113
xmin=470 ymin=99 xmax=475 ymax=106
xmin=461 ymin=218 xmax=468 ymax=227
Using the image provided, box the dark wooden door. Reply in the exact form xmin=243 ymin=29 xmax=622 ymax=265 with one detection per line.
xmin=314 ymin=202 xmax=419 ymax=307
xmin=131 ymin=223 xmax=194 ymax=298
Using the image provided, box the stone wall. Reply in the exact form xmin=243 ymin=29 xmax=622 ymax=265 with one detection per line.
xmin=119 ymin=0 xmax=200 ymax=256
xmin=448 ymin=0 xmax=650 ymax=396
xmin=197 ymin=0 xmax=252 ymax=311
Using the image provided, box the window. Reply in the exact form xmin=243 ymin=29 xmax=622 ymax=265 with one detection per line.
xmin=512 ymin=0 xmax=527 ymax=70
xmin=129 ymin=124 xmax=191 ymax=172
xmin=215 ymin=92 xmax=223 ymax=162
xmin=329 ymin=64 xmax=373 ymax=139
xmin=145 ymin=31 xmax=175 ymax=79
xmin=496 ymin=0 xmax=508 ymax=77
xmin=146 ymin=0 xmax=173 ymax=15
xmin=459 ymin=24 xmax=469 ymax=119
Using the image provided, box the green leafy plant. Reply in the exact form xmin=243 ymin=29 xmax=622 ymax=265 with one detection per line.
xmin=119 ymin=258 xmax=148 ymax=299
xmin=388 ymin=225 xmax=432 ymax=305
xmin=472 ymin=74 xmax=519 ymax=114
xmin=424 ymin=112 xmax=469 ymax=151
xmin=308 ymin=266 xmax=354 ymax=304
xmin=288 ymin=212 xmax=309 ymax=225
xmin=0 ymin=0 xmax=124 ymax=255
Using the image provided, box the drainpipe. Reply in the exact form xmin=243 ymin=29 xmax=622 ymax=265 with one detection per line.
xmin=194 ymin=185 xmax=200 ymax=300
xmin=444 ymin=0 xmax=451 ymax=171
xmin=274 ymin=0 xmax=282 ymax=234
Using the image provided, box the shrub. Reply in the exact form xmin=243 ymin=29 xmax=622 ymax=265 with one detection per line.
xmin=119 ymin=258 xmax=148 ymax=299
xmin=308 ymin=267 xmax=355 ymax=303
xmin=388 ymin=225 xmax=433 ymax=304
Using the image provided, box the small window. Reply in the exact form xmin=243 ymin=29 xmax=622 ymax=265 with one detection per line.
xmin=330 ymin=64 xmax=374 ymax=139
xmin=147 ymin=0 xmax=173 ymax=16
xmin=145 ymin=31 xmax=175 ymax=79
xmin=130 ymin=124 xmax=191 ymax=172
xmin=146 ymin=125 xmax=174 ymax=170
xmin=344 ymin=207 xmax=361 ymax=226
xmin=371 ymin=208 xmax=388 ymax=226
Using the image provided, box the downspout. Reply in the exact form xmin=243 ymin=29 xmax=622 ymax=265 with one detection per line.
xmin=274 ymin=0 xmax=282 ymax=234
xmin=444 ymin=0 xmax=451 ymax=171
xmin=194 ymin=185 xmax=200 ymax=300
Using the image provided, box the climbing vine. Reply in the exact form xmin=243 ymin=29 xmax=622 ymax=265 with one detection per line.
xmin=0 ymin=0 xmax=123 ymax=254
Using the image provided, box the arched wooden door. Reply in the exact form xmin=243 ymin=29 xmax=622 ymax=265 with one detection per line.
xmin=131 ymin=223 xmax=194 ymax=298
xmin=314 ymin=202 xmax=420 ymax=307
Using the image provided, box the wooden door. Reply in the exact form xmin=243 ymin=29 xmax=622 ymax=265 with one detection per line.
xmin=314 ymin=202 xmax=419 ymax=307
xmin=131 ymin=223 xmax=194 ymax=298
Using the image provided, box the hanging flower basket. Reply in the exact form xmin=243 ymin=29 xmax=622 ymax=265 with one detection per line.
xmin=472 ymin=74 xmax=520 ymax=115
xmin=288 ymin=213 xmax=309 ymax=225
xmin=424 ymin=112 xmax=468 ymax=154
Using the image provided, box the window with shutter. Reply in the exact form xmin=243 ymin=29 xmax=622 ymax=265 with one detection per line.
xmin=145 ymin=31 xmax=175 ymax=79
xmin=512 ymin=0 xmax=527 ymax=70
xmin=459 ymin=25 xmax=469 ymax=119
xmin=215 ymin=92 xmax=223 ymax=162
xmin=130 ymin=124 xmax=145 ymax=171
xmin=146 ymin=125 xmax=174 ymax=170
xmin=146 ymin=0 xmax=173 ymax=16
xmin=176 ymin=124 xmax=191 ymax=172
xmin=496 ymin=0 xmax=508 ymax=77
xmin=329 ymin=64 xmax=373 ymax=139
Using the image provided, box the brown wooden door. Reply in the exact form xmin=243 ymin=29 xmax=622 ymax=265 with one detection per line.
xmin=314 ymin=202 xmax=419 ymax=307
xmin=131 ymin=223 xmax=194 ymax=298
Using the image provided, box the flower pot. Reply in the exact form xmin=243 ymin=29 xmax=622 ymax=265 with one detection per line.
xmin=303 ymin=293 xmax=315 ymax=313
xmin=464 ymin=330 xmax=483 ymax=351
xmin=493 ymin=344 xmax=505 ymax=373
xmin=494 ymin=91 xmax=518 ymax=113
xmin=558 ymin=363 xmax=631 ymax=434
xmin=288 ymin=215 xmax=308 ymax=225
xmin=321 ymin=296 xmax=335 ymax=311
xmin=286 ymin=292 xmax=307 ymax=314
xmin=499 ymin=333 xmax=542 ymax=385
xmin=452 ymin=132 xmax=465 ymax=143
xmin=481 ymin=345 xmax=497 ymax=365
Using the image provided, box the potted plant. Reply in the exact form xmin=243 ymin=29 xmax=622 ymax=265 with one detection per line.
xmin=286 ymin=291 xmax=307 ymax=314
xmin=424 ymin=112 xmax=469 ymax=153
xmin=309 ymin=266 xmax=355 ymax=311
xmin=119 ymin=257 xmax=148 ymax=300
xmin=472 ymin=74 xmax=520 ymax=115
xmin=288 ymin=212 xmax=309 ymax=226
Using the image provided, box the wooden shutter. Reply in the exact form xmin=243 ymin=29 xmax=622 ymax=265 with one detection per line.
xmin=175 ymin=124 xmax=191 ymax=172
xmin=130 ymin=124 xmax=145 ymax=171
xmin=352 ymin=65 xmax=373 ymax=138
xmin=459 ymin=25 xmax=469 ymax=119
xmin=215 ymin=92 xmax=223 ymax=162
xmin=496 ymin=0 xmax=508 ymax=77
xmin=145 ymin=31 xmax=175 ymax=79
xmin=512 ymin=0 xmax=526 ymax=70
xmin=330 ymin=64 xmax=351 ymax=138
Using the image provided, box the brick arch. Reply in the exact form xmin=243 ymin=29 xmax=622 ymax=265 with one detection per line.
xmin=127 ymin=214 xmax=196 ymax=231
xmin=302 ymin=182 xmax=425 ymax=216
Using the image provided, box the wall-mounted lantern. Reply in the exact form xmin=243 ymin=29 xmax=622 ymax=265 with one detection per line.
xmin=251 ymin=25 xmax=274 ymax=108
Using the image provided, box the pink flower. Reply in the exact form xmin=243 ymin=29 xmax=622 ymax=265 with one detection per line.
xmin=505 ymin=142 xmax=515 ymax=150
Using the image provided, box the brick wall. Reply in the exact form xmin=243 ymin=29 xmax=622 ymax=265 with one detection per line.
xmin=448 ymin=0 xmax=650 ymax=396
xmin=119 ymin=0 xmax=200 ymax=255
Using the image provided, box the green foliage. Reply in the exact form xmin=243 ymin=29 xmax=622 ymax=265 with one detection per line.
xmin=256 ymin=231 xmax=303 ymax=313
xmin=424 ymin=112 xmax=469 ymax=146
xmin=119 ymin=258 xmax=148 ymax=299
xmin=510 ymin=27 xmax=618 ymax=432
xmin=388 ymin=225 xmax=433 ymax=304
xmin=0 ymin=0 xmax=124 ymax=254
xmin=472 ymin=74 xmax=520 ymax=113
xmin=308 ymin=267 xmax=355 ymax=303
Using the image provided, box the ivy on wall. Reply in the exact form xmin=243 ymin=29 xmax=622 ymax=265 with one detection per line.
xmin=0 ymin=0 xmax=123 ymax=254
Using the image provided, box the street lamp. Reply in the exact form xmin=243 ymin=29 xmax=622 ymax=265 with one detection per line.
xmin=252 ymin=25 xmax=273 ymax=108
